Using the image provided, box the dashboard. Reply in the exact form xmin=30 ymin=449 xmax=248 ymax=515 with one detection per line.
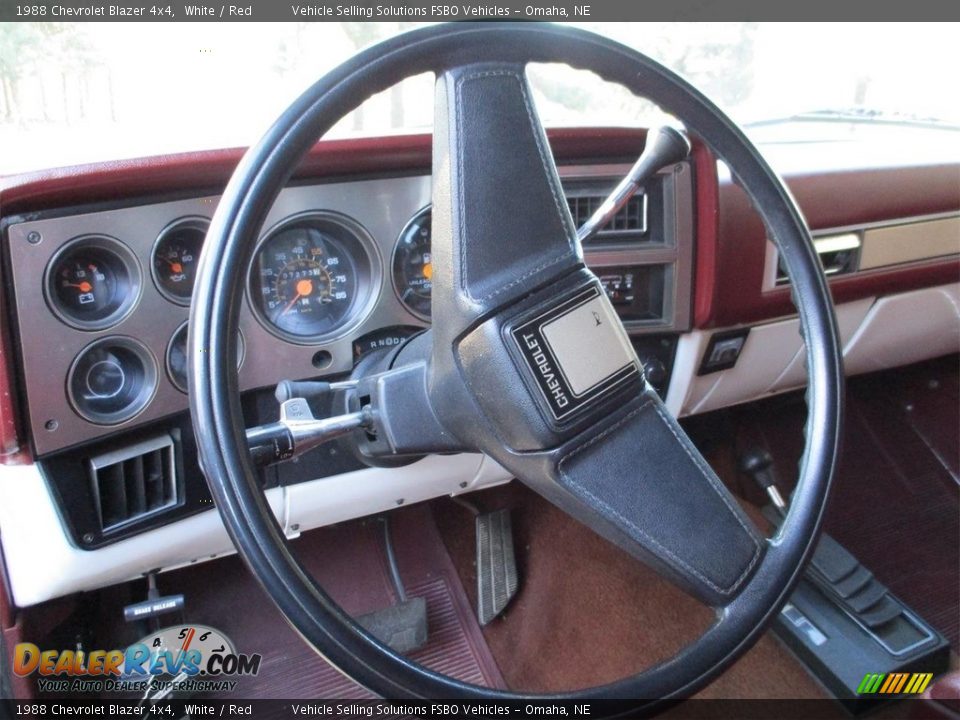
xmin=0 ymin=152 xmax=693 ymax=564
xmin=0 ymin=127 xmax=957 ymax=607
xmin=5 ymin=163 xmax=692 ymax=459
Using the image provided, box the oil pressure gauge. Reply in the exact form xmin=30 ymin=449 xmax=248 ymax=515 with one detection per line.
xmin=152 ymin=217 xmax=209 ymax=304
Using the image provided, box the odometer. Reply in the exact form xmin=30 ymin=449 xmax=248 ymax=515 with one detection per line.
xmin=250 ymin=213 xmax=373 ymax=342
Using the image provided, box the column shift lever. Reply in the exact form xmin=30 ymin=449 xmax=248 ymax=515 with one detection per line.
xmin=246 ymin=381 xmax=370 ymax=467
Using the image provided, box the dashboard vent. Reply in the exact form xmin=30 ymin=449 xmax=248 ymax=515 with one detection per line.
xmin=776 ymin=233 xmax=862 ymax=285
xmin=88 ymin=435 xmax=179 ymax=532
xmin=566 ymin=192 xmax=647 ymax=240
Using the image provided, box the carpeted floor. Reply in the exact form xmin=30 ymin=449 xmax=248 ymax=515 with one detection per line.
xmin=683 ymin=354 xmax=959 ymax=650
xmin=433 ymin=354 xmax=959 ymax=696
xmin=434 ymin=482 xmax=829 ymax=698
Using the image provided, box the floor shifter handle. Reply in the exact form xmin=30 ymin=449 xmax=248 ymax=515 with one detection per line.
xmin=739 ymin=446 xmax=788 ymax=513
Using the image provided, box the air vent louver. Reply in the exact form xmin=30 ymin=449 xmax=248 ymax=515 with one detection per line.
xmin=566 ymin=193 xmax=647 ymax=239
xmin=88 ymin=435 xmax=178 ymax=531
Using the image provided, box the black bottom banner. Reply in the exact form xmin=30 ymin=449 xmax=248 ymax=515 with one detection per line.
xmin=2 ymin=698 xmax=934 ymax=720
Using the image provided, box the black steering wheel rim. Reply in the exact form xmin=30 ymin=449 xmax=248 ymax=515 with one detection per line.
xmin=189 ymin=22 xmax=843 ymax=704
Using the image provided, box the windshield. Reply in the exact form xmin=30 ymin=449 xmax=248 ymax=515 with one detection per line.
xmin=1 ymin=21 xmax=958 ymax=175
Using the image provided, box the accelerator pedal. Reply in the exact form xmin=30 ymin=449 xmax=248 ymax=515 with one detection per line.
xmin=476 ymin=509 xmax=518 ymax=626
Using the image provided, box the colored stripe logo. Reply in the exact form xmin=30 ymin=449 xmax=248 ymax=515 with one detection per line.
xmin=857 ymin=672 xmax=934 ymax=695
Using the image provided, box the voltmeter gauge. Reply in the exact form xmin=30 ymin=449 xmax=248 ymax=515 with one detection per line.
xmin=392 ymin=207 xmax=432 ymax=321
xmin=45 ymin=235 xmax=141 ymax=331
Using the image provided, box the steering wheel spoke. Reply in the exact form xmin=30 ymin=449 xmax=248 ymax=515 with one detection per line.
xmin=425 ymin=59 xmax=763 ymax=607
xmin=431 ymin=62 xmax=581 ymax=335
xmin=545 ymin=390 xmax=765 ymax=607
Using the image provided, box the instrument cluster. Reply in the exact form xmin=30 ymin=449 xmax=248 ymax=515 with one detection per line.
xmin=6 ymin=163 xmax=692 ymax=457
xmin=31 ymin=207 xmax=405 ymax=432
xmin=32 ymin=201 xmax=437 ymax=438
xmin=13 ymin=190 xmax=438 ymax=451
xmin=6 ymin=175 xmax=435 ymax=456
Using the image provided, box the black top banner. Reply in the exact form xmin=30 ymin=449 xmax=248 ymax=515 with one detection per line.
xmin=1 ymin=0 xmax=959 ymax=21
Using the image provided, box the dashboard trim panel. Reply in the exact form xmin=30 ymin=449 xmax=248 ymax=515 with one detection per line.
xmin=761 ymin=210 xmax=960 ymax=292
xmin=6 ymin=160 xmax=691 ymax=457
xmin=6 ymin=175 xmax=431 ymax=457
xmin=708 ymin=164 xmax=960 ymax=328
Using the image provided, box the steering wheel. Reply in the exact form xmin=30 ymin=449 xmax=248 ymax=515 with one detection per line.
xmin=189 ymin=23 xmax=843 ymax=704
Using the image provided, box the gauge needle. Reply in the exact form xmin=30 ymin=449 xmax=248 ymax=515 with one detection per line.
xmin=165 ymin=260 xmax=184 ymax=273
xmin=65 ymin=281 xmax=93 ymax=293
xmin=422 ymin=262 xmax=433 ymax=280
xmin=280 ymin=279 xmax=314 ymax=316
xmin=174 ymin=627 xmax=195 ymax=672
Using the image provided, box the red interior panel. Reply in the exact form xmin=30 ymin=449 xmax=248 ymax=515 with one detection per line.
xmin=706 ymin=165 xmax=960 ymax=328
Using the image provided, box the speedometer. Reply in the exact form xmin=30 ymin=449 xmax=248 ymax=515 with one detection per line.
xmin=249 ymin=212 xmax=376 ymax=343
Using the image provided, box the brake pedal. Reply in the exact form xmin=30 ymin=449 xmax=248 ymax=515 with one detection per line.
xmin=355 ymin=516 xmax=428 ymax=654
xmin=476 ymin=509 xmax=518 ymax=626
xmin=357 ymin=597 xmax=428 ymax=653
